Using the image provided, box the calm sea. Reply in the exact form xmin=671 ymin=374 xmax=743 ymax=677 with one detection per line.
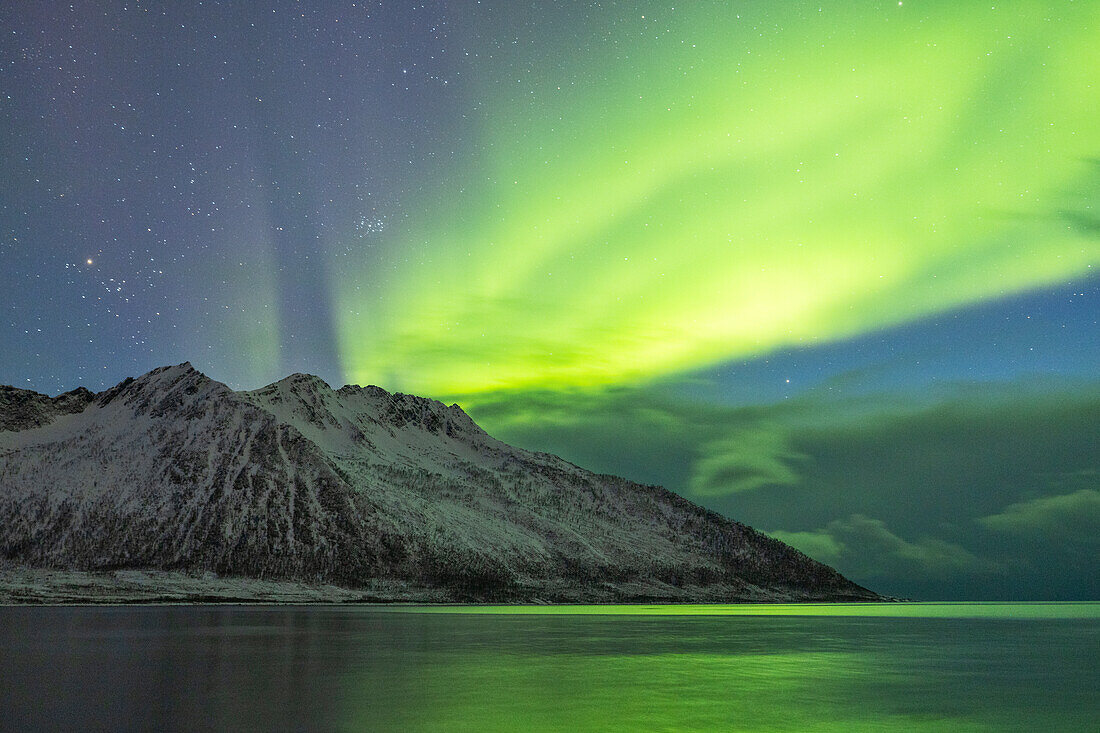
xmin=1 ymin=603 xmax=1096 ymax=731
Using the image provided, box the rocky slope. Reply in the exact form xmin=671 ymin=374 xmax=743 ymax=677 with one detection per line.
xmin=0 ymin=364 xmax=879 ymax=602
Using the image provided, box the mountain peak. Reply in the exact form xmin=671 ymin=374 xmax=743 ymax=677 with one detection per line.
xmin=131 ymin=361 xmax=207 ymax=387
xmin=251 ymin=372 xmax=334 ymax=397
xmin=150 ymin=361 xmax=200 ymax=377
xmin=280 ymin=372 xmax=332 ymax=390
xmin=0 ymin=361 xmax=880 ymax=602
xmin=94 ymin=361 xmax=227 ymax=413
xmin=336 ymin=383 xmax=391 ymax=398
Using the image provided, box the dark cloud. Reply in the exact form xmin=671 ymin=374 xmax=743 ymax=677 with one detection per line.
xmin=460 ymin=376 xmax=1100 ymax=600
xmin=770 ymin=515 xmax=1000 ymax=586
xmin=689 ymin=427 xmax=806 ymax=496
xmin=979 ymin=484 xmax=1100 ymax=545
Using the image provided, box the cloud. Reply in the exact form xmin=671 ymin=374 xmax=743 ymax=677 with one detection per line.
xmin=770 ymin=515 xmax=1000 ymax=582
xmin=979 ymin=485 xmax=1100 ymax=545
xmin=689 ymin=426 xmax=806 ymax=496
xmin=764 ymin=529 xmax=844 ymax=568
xmin=457 ymin=375 xmax=1100 ymax=598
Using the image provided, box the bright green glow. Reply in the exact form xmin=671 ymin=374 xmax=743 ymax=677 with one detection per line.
xmin=369 ymin=651 xmax=929 ymax=732
xmin=335 ymin=3 xmax=1100 ymax=396
xmin=341 ymin=604 xmax=1099 ymax=732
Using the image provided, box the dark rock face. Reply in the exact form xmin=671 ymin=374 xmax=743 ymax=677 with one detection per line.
xmin=0 ymin=385 xmax=94 ymax=432
xmin=0 ymin=363 xmax=880 ymax=602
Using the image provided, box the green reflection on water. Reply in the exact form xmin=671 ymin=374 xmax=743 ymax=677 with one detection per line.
xmin=345 ymin=604 xmax=1098 ymax=731
xmin=4 ymin=605 xmax=1093 ymax=731
xmin=374 ymin=651 xmax=984 ymax=733
xmin=382 ymin=601 xmax=1100 ymax=619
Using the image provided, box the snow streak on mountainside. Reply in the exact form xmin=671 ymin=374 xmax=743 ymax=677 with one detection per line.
xmin=0 ymin=364 xmax=879 ymax=602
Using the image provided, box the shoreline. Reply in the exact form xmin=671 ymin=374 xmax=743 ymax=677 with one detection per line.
xmin=0 ymin=565 xmax=884 ymax=605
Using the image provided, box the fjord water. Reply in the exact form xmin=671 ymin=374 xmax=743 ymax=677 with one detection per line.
xmin=1 ymin=604 xmax=1096 ymax=731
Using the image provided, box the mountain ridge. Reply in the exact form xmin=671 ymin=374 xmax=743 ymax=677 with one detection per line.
xmin=0 ymin=363 xmax=881 ymax=603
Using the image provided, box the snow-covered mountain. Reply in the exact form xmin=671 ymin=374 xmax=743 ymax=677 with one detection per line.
xmin=0 ymin=363 xmax=878 ymax=602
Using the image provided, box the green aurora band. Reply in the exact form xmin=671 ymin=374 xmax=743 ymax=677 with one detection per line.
xmin=333 ymin=2 xmax=1100 ymax=398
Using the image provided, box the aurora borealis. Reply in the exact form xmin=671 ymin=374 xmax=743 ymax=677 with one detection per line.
xmin=340 ymin=2 xmax=1099 ymax=396
xmin=2 ymin=1 xmax=1098 ymax=599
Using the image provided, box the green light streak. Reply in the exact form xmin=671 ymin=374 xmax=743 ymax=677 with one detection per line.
xmin=335 ymin=3 xmax=1100 ymax=396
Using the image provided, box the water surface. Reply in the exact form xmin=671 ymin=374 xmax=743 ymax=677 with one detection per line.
xmin=1 ymin=603 xmax=1096 ymax=731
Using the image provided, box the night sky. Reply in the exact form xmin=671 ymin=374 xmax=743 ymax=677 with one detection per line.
xmin=2 ymin=1 xmax=1097 ymax=600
